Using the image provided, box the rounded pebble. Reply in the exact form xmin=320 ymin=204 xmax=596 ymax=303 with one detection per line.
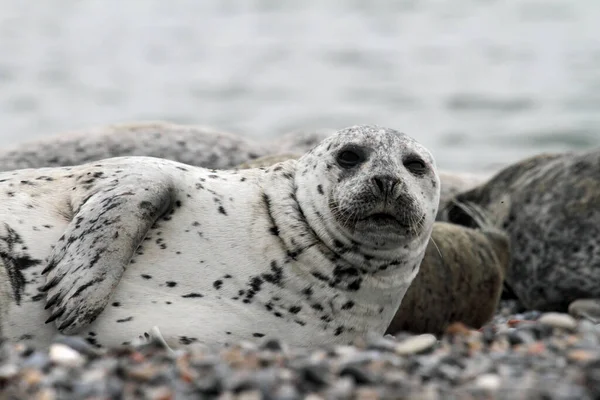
xmin=394 ymin=334 xmax=438 ymax=355
xmin=538 ymin=312 xmax=578 ymax=330
xmin=49 ymin=344 xmax=85 ymax=368
xmin=569 ymin=299 xmax=600 ymax=323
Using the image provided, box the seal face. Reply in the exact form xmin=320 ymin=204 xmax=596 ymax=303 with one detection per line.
xmin=442 ymin=149 xmax=600 ymax=312
xmin=298 ymin=128 xmax=437 ymax=251
xmin=0 ymin=125 xmax=440 ymax=349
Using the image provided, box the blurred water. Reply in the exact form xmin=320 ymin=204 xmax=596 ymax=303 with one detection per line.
xmin=0 ymin=0 xmax=598 ymax=170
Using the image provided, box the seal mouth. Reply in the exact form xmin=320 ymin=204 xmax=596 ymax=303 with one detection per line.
xmin=363 ymin=212 xmax=401 ymax=225
xmin=359 ymin=212 xmax=426 ymax=231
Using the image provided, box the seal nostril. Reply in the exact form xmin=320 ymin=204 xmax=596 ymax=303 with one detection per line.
xmin=372 ymin=176 xmax=399 ymax=195
xmin=374 ymin=177 xmax=385 ymax=193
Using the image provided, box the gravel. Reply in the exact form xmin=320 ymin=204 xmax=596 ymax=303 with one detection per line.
xmin=1 ymin=305 xmax=599 ymax=399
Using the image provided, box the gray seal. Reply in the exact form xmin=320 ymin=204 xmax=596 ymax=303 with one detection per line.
xmin=441 ymin=149 xmax=600 ymax=312
xmin=0 ymin=125 xmax=440 ymax=349
xmin=0 ymin=121 xmax=266 ymax=172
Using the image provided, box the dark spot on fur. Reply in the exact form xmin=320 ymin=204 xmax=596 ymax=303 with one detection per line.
xmin=317 ymin=184 xmax=324 ymax=195
xmin=166 ymin=281 xmax=177 ymax=288
xmin=116 ymin=317 xmax=133 ymax=323
xmin=289 ymin=306 xmax=302 ymax=314
xmin=261 ymin=261 xmax=283 ymax=285
xmin=182 ymin=293 xmax=204 ymax=298
xmin=311 ymin=271 xmax=329 ymax=282
xmin=141 ymin=274 xmax=152 ymax=280
xmin=112 ymin=302 xmax=120 ymax=307
xmin=179 ymin=336 xmax=197 ymax=345
xmin=347 ymin=279 xmax=362 ymax=291
xmin=31 ymin=293 xmax=44 ymax=302
xmin=341 ymin=301 xmax=355 ymax=310
xmin=218 ymin=206 xmax=227 ymax=215
xmin=253 ymin=333 xmax=265 ymax=338
xmin=213 ymin=280 xmax=223 ymax=289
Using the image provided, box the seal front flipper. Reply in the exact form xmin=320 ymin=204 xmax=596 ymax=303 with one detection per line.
xmin=42 ymin=172 xmax=176 ymax=334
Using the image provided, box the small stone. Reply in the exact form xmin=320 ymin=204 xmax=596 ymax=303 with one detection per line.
xmin=567 ymin=349 xmax=600 ymax=364
xmin=569 ymin=299 xmax=600 ymax=323
xmin=0 ymin=364 xmax=18 ymax=380
xmin=21 ymin=368 xmax=44 ymax=386
xmin=394 ymin=334 xmax=437 ymax=355
xmin=355 ymin=387 xmax=380 ymax=400
xmin=236 ymin=390 xmax=262 ymax=400
xmin=339 ymin=365 xmax=376 ymax=385
xmin=538 ymin=312 xmax=577 ymax=330
xmin=474 ymin=374 xmax=501 ymax=391
xmin=53 ymin=335 xmax=102 ymax=357
xmin=49 ymin=343 xmax=85 ymax=367
xmin=259 ymin=338 xmax=284 ymax=352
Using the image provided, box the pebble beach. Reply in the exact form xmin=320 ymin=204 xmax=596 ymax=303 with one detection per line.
xmin=1 ymin=2 xmax=600 ymax=399
xmin=1 ymin=303 xmax=598 ymax=399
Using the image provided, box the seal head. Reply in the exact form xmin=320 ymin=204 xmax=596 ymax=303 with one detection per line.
xmin=295 ymin=125 xmax=440 ymax=257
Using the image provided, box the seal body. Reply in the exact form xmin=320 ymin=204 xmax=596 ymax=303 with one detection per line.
xmin=0 ymin=121 xmax=266 ymax=172
xmin=0 ymin=125 xmax=440 ymax=349
xmin=442 ymin=149 xmax=600 ymax=311
xmin=386 ymin=222 xmax=510 ymax=336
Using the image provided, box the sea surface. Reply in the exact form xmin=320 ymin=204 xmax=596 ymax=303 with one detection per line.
xmin=0 ymin=0 xmax=598 ymax=171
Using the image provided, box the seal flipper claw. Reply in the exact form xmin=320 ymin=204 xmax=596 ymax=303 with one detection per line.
xmin=40 ymin=276 xmax=60 ymax=292
xmin=44 ymin=292 xmax=60 ymax=310
xmin=42 ymin=171 xmax=176 ymax=333
xmin=45 ymin=308 xmax=65 ymax=324
xmin=57 ymin=314 xmax=78 ymax=332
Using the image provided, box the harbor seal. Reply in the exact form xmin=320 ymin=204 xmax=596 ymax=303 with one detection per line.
xmin=387 ymin=220 xmax=510 ymax=336
xmin=0 ymin=125 xmax=440 ymax=349
xmin=0 ymin=121 xmax=266 ymax=172
xmin=441 ymin=148 xmax=600 ymax=311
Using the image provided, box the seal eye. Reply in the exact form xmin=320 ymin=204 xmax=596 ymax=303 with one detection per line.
xmin=337 ymin=149 xmax=364 ymax=168
xmin=404 ymin=158 xmax=427 ymax=174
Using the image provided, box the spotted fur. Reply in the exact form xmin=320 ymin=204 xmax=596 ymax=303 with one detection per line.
xmin=0 ymin=125 xmax=440 ymax=348
xmin=441 ymin=149 xmax=600 ymax=311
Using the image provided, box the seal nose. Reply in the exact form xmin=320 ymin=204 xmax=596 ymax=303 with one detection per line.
xmin=372 ymin=175 xmax=399 ymax=197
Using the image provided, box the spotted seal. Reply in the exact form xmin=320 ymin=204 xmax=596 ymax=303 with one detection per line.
xmin=441 ymin=149 xmax=600 ymax=311
xmin=0 ymin=125 xmax=440 ymax=349
xmin=0 ymin=121 xmax=266 ymax=172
